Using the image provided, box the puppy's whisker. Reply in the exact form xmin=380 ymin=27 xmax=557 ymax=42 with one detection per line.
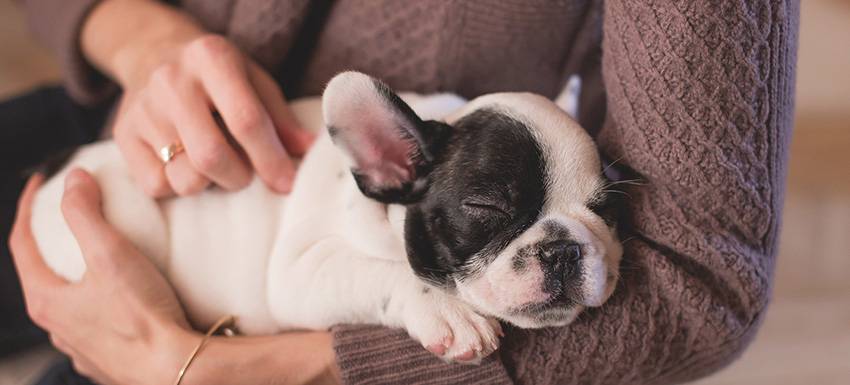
xmin=602 ymin=179 xmax=646 ymax=190
xmin=620 ymin=236 xmax=638 ymax=244
xmin=601 ymin=155 xmax=625 ymax=175
xmin=602 ymin=189 xmax=632 ymax=199
xmin=610 ymin=179 xmax=647 ymax=188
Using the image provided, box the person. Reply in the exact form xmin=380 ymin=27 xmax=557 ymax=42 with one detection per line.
xmin=5 ymin=0 xmax=798 ymax=384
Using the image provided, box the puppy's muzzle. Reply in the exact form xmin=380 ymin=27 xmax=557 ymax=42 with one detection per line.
xmin=539 ymin=240 xmax=582 ymax=282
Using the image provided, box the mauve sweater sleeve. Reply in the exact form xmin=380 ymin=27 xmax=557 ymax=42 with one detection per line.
xmin=18 ymin=0 xmax=117 ymax=106
xmin=331 ymin=0 xmax=799 ymax=384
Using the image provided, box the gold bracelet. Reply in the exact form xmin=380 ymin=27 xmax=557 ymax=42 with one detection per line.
xmin=173 ymin=315 xmax=236 ymax=385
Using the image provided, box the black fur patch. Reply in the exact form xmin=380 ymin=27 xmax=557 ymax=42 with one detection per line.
xmin=588 ymin=189 xmax=623 ymax=228
xmin=404 ymin=109 xmax=547 ymax=286
xmin=589 ymin=157 xmax=630 ymax=228
xmin=512 ymin=253 xmax=528 ymax=272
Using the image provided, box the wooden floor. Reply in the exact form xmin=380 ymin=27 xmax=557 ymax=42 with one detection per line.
xmin=1 ymin=1 xmax=848 ymax=384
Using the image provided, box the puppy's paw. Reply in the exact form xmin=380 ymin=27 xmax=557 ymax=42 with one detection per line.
xmin=403 ymin=289 xmax=503 ymax=364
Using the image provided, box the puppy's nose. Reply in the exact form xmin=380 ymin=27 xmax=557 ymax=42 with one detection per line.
xmin=539 ymin=240 xmax=582 ymax=280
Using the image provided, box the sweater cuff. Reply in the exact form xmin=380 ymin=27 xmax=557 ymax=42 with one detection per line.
xmin=332 ymin=325 xmax=513 ymax=385
xmin=23 ymin=0 xmax=117 ymax=106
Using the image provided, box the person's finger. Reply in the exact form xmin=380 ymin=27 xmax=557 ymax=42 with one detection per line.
xmin=134 ymin=100 xmax=211 ymax=196
xmin=196 ymin=47 xmax=295 ymax=192
xmin=9 ymin=175 xmax=70 ymax=328
xmin=114 ymin=121 xmax=173 ymax=198
xmin=68 ymin=357 xmax=101 ymax=383
xmin=9 ymin=175 xmax=69 ymax=291
xmin=49 ymin=334 xmax=74 ymax=356
xmin=248 ymin=62 xmax=315 ymax=157
xmin=167 ymin=82 xmax=252 ymax=190
xmin=164 ymin=154 xmax=211 ymax=196
xmin=59 ymin=169 xmax=133 ymax=270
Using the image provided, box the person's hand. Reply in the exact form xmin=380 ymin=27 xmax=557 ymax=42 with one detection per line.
xmin=81 ymin=1 xmax=314 ymax=197
xmin=9 ymin=170 xmax=340 ymax=385
xmin=111 ymin=34 xmax=315 ymax=197
xmin=9 ymin=170 xmax=194 ymax=385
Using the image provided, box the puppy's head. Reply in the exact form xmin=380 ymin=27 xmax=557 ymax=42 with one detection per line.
xmin=323 ymin=72 xmax=623 ymax=328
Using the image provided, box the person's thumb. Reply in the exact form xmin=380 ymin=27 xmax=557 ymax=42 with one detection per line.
xmin=61 ymin=169 xmax=128 ymax=270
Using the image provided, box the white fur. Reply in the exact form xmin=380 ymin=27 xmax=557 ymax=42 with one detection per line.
xmin=31 ymin=93 xmax=499 ymax=361
xmin=30 ymin=72 xmax=617 ymax=361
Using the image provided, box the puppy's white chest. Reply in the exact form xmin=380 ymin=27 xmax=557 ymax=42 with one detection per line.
xmin=161 ymin=178 xmax=285 ymax=331
xmin=275 ymin=132 xmax=408 ymax=264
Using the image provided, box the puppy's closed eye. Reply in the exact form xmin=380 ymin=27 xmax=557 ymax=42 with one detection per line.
xmin=462 ymin=198 xmax=512 ymax=221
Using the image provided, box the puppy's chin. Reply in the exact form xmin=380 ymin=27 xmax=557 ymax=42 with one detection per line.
xmin=455 ymin=279 xmax=585 ymax=329
xmin=499 ymin=305 xmax=584 ymax=329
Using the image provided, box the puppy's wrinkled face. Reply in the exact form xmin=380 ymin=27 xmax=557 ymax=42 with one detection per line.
xmin=323 ymin=72 xmax=622 ymax=328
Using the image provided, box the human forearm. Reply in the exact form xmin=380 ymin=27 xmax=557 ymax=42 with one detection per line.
xmin=595 ymin=0 xmax=798 ymax=317
xmin=546 ymin=0 xmax=798 ymax=383
xmin=80 ymin=0 xmax=205 ymax=88
xmin=18 ymin=0 xmax=117 ymax=104
xmin=170 ymin=327 xmax=340 ymax=385
xmin=332 ymin=325 xmax=512 ymax=385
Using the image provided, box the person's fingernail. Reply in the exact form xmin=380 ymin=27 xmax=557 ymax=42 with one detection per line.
xmin=275 ymin=174 xmax=293 ymax=193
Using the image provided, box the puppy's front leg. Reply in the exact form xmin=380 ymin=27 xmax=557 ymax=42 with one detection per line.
xmin=389 ymin=280 xmax=503 ymax=363
xmin=266 ymin=238 xmax=501 ymax=362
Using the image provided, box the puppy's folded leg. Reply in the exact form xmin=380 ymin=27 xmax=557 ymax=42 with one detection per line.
xmin=394 ymin=284 xmax=503 ymax=364
xmin=266 ymin=238 xmax=501 ymax=363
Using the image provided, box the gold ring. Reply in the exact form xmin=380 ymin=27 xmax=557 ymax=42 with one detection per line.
xmin=159 ymin=142 xmax=184 ymax=164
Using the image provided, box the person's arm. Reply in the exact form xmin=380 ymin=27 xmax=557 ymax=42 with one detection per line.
xmin=18 ymin=0 xmax=113 ymax=105
xmin=78 ymin=0 xmax=204 ymax=90
xmin=173 ymin=330 xmax=340 ymax=385
xmin=10 ymin=170 xmax=340 ymax=385
xmin=329 ymin=1 xmax=799 ymax=384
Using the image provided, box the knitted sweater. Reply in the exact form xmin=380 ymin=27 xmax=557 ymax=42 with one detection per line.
xmin=20 ymin=0 xmax=798 ymax=384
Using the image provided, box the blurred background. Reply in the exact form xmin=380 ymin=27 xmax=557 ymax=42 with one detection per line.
xmin=1 ymin=0 xmax=848 ymax=384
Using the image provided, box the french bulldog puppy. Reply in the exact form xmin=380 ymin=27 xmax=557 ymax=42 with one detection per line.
xmin=30 ymin=71 xmax=622 ymax=362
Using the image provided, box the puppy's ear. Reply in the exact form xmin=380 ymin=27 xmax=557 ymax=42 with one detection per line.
xmin=322 ymin=71 xmax=450 ymax=203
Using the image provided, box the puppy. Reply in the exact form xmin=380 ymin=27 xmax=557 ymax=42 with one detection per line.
xmin=30 ymin=72 xmax=622 ymax=362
